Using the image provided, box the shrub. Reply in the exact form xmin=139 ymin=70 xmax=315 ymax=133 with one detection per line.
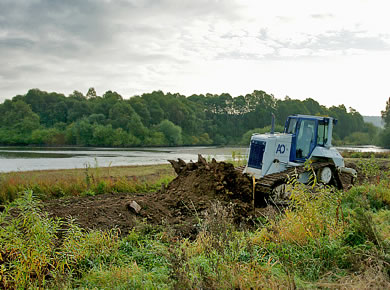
xmin=0 ymin=191 xmax=60 ymax=288
xmin=0 ymin=191 xmax=120 ymax=288
xmin=356 ymin=157 xmax=381 ymax=183
xmin=251 ymin=182 xmax=348 ymax=281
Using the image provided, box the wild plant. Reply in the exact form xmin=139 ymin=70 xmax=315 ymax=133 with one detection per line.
xmin=356 ymin=156 xmax=380 ymax=183
xmin=0 ymin=167 xmax=175 ymax=204
xmin=252 ymin=179 xmax=348 ymax=281
xmin=83 ymin=162 xmax=93 ymax=189
xmin=0 ymin=191 xmax=61 ymax=288
xmin=229 ymin=150 xmax=247 ymax=167
xmin=0 ymin=191 xmax=121 ymax=288
xmin=164 ymin=201 xmax=290 ymax=288
xmin=231 ymin=150 xmax=236 ymax=162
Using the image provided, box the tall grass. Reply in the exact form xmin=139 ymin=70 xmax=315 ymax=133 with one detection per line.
xmin=0 ymin=191 xmax=120 ymax=288
xmin=0 ymin=165 xmax=174 ymax=204
xmin=342 ymin=151 xmax=390 ymax=159
xmin=229 ymin=150 xmax=247 ymax=167
xmin=1 ymin=159 xmax=390 ymax=288
xmin=1 ymin=183 xmax=390 ymax=288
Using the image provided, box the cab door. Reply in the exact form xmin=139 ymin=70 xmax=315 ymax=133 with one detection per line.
xmin=289 ymin=118 xmax=317 ymax=162
xmin=295 ymin=119 xmax=317 ymax=162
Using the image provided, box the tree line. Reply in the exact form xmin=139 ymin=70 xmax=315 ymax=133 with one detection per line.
xmin=379 ymin=97 xmax=390 ymax=148
xmin=0 ymin=88 xmax=380 ymax=147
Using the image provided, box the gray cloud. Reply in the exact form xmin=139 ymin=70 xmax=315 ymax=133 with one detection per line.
xmin=1 ymin=0 xmax=238 ymax=98
xmin=304 ymin=30 xmax=390 ymax=51
xmin=257 ymin=29 xmax=390 ymax=59
xmin=0 ymin=0 xmax=240 ymax=65
xmin=0 ymin=0 xmax=389 ymax=103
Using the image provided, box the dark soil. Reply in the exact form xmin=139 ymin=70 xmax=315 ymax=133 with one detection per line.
xmin=43 ymin=156 xmax=264 ymax=238
xmin=42 ymin=157 xmax=388 ymax=238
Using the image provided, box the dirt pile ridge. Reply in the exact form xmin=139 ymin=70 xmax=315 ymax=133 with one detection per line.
xmin=44 ymin=155 xmax=264 ymax=238
xmin=166 ymin=154 xmax=254 ymax=203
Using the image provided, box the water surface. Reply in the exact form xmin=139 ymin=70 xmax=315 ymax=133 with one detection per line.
xmin=0 ymin=145 xmax=386 ymax=173
xmin=0 ymin=146 xmax=247 ymax=172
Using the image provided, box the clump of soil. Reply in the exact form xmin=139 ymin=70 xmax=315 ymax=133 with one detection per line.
xmin=166 ymin=154 xmax=254 ymax=203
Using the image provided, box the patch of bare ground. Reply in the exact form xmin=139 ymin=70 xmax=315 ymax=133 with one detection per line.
xmin=43 ymin=155 xmax=259 ymax=238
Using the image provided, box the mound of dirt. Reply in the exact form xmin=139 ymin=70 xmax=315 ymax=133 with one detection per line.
xmin=44 ymin=155 xmax=262 ymax=238
xmin=166 ymin=155 xmax=254 ymax=203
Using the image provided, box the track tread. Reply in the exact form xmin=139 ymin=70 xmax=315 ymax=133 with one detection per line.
xmin=247 ymin=161 xmax=336 ymax=193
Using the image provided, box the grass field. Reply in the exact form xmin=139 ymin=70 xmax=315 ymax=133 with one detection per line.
xmin=0 ymin=157 xmax=390 ymax=288
xmin=0 ymin=163 xmax=175 ymax=204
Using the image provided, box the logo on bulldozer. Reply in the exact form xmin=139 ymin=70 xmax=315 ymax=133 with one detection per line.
xmin=276 ymin=144 xmax=286 ymax=154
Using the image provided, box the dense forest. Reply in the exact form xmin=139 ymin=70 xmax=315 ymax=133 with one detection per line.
xmin=0 ymin=88 xmax=383 ymax=147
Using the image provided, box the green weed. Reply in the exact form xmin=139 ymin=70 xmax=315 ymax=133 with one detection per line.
xmin=0 ymin=191 xmax=120 ymax=288
xmin=356 ymin=156 xmax=381 ymax=183
xmin=228 ymin=150 xmax=247 ymax=167
xmin=1 ymin=161 xmax=390 ymax=288
xmin=342 ymin=151 xmax=390 ymax=159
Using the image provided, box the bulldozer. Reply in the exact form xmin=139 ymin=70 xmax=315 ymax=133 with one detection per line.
xmin=168 ymin=114 xmax=357 ymax=205
xmin=243 ymin=114 xmax=357 ymax=199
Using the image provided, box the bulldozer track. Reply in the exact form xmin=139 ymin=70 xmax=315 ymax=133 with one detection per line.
xmin=238 ymin=161 xmax=352 ymax=195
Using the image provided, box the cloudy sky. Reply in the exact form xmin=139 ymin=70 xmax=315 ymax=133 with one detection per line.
xmin=1 ymin=0 xmax=389 ymax=115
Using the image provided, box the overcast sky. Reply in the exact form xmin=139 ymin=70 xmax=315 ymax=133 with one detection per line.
xmin=1 ymin=0 xmax=389 ymax=115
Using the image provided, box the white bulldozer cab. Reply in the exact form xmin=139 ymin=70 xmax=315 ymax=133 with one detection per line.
xmin=244 ymin=114 xmax=356 ymax=183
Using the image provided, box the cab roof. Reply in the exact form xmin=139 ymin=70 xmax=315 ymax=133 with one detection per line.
xmin=288 ymin=114 xmax=337 ymax=124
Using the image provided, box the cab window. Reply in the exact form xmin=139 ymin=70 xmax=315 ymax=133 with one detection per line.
xmin=296 ymin=119 xmax=316 ymax=158
xmin=286 ymin=118 xmax=298 ymax=134
xmin=317 ymin=121 xmax=328 ymax=146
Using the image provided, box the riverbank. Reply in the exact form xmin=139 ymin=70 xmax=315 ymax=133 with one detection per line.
xmin=1 ymin=154 xmax=389 ymax=205
xmin=0 ymin=164 xmax=176 ymax=204
xmin=1 ymin=145 xmax=389 ymax=173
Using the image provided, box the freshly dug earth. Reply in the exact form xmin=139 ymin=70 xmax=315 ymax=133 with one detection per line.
xmin=43 ymin=157 xmax=385 ymax=238
xmin=44 ymin=155 xmax=273 ymax=238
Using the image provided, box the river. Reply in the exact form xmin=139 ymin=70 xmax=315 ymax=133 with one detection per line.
xmin=0 ymin=145 xmax=387 ymax=173
xmin=0 ymin=146 xmax=248 ymax=172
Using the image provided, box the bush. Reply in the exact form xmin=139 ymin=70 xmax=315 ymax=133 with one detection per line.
xmin=0 ymin=191 xmax=120 ymax=288
xmin=0 ymin=191 xmax=61 ymax=288
xmin=344 ymin=181 xmax=390 ymax=212
xmin=356 ymin=157 xmax=381 ymax=182
xmin=252 ymin=182 xmax=348 ymax=281
xmin=379 ymin=127 xmax=390 ymax=148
